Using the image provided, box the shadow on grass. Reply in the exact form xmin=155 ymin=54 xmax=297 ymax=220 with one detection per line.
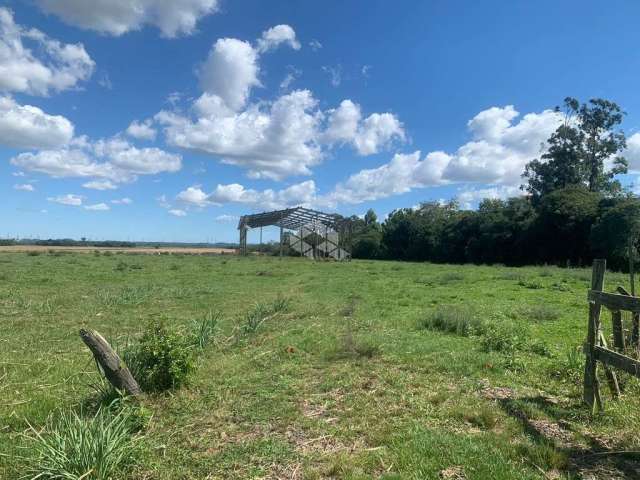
xmin=494 ymin=393 xmax=640 ymax=479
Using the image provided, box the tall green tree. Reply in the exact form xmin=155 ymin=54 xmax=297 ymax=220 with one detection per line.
xmin=522 ymin=97 xmax=628 ymax=202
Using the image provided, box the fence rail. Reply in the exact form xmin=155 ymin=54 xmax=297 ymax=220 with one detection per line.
xmin=584 ymin=258 xmax=640 ymax=412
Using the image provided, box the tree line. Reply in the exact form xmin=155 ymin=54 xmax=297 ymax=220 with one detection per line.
xmin=348 ymin=98 xmax=640 ymax=270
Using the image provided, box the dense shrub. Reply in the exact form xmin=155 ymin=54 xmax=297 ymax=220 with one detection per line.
xmin=127 ymin=320 xmax=195 ymax=392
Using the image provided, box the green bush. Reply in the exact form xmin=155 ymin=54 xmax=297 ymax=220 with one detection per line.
xmin=127 ymin=319 xmax=195 ymax=392
xmin=22 ymin=406 xmax=140 ymax=480
xmin=527 ymin=304 xmax=560 ymax=322
xmin=480 ymin=323 xmax=524 ymax=353
xmin=420 ymin=306 xmax=485 ymax=337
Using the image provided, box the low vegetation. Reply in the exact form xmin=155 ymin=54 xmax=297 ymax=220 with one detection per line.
xmin=2 ymin=253 xmax=640 ymax=479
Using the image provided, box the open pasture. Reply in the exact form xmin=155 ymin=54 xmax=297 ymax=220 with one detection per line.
xmin=1 ymin=252 xmax=640 ymax=479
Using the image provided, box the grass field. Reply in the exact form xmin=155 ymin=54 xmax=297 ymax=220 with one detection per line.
xmin=2 ymin=252 xmax=640 ymax=479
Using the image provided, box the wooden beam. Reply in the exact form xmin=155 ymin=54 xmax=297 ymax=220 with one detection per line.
xmin=588 ymin=290 xmax=640 ymax=313
xmin=594 ymin=346 xmax=640 ymax=378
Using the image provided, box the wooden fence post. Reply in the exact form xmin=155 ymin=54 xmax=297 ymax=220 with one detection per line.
xmin=584 ymin=259 xmax=606 ymax=412
xmin=80 ymin=329 xmax=141 ymax=396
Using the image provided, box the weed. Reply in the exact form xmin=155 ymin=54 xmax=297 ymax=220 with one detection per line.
xmin=527 ymin=305 xmax=560 ymax=322
xmin=26 ymin=251 xmax=41 ymax=256
xmin=114 ymin=261 xmax=128 ymax=272
xmin=438 ymin=271 xmax=466 ymax=284
xmin=518 ymin=278 xmax=544 ymax=289
xmin=239 ymin=297 xmax=290 ymax=335
xmin=21 ymin=406 xmax=140 ymax=480
xmin=529 ymin=340 xmax=552 ymax=357
xmin=420 ymin=306 xmax=485 ymax=337
xmin=460 ymin=404 xmax=499 ymax=430
xmin=190 ymin=310 xmax=221 ymax=349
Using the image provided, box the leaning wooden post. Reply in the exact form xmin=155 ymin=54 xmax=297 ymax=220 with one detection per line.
xmin=80 ymin=329 xmax=141 ymax=396
xmin=584 ymin=259 xmax=606 ymax=413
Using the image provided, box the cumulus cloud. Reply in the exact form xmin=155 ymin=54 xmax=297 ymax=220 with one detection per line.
xmin=33 ymin=0 xmax=219 ymax=37
xmin=0 ymin=7 xmax=94 ymax=96
xmin=157 ymin=89 xmax=323 ymax=180
xmin=84 ymin=202 xmax=109 ymax=211
xmin=323 ymin=100 xmax=405 ymax=155
xmin=153 ymin=27 xmax=405 ymax=180
xmin=176 ymin=179 xmax=318 ymax=211
xmin=324 ymin=105 xmax=562 ymax=205
xmin=0 ymin=96 xmax=74 ymax=149
xmin=176 ymin=185 xmax=210 ymax=207
xmin=126 ymin=119 xmax=156 ymax=140
xmin=11 ymin=136 xmax=181 ymax=184
xmin=625 ymin=133 xmax=640 ymax=173
xmin=256 ymin=24 xmax=301 ymax=53
xmin=48 ymin=193 xmax=83 ymax=206
xmin=198 ymin=38 xmax=260 ymax=111
xmin=169 ymin=208 xmax=187 ymax=217
xmin=111 ymin=197 xmax=133 ymax=204
xmin=83 ymin=179 xmax=117 ymax=190
xmin=14 ymin=183 xmax=34 ymax=191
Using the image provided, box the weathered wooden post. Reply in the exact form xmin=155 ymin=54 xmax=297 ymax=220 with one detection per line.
xmin=80 ymin=329 xmax=141 ymax=396
xmin=584 ymin=259 xmax=606 ymax=413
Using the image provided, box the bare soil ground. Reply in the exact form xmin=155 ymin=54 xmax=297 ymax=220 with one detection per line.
xmin=0 ymin=245 xmax=237 ymax=255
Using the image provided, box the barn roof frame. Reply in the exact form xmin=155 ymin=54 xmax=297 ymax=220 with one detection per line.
xmin=237 ymin=206 xmax=344 ymax=231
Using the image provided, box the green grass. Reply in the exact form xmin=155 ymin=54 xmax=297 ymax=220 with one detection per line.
xmin=1 ymin=253 xmax=640 ymax=478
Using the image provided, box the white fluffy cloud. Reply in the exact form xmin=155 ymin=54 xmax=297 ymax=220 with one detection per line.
xmin=0 ymin=96 xmax=74 ymax=149
xmin=33 ymin=0 xmax=219 ymax=37
xmin=84 ymin=202 xmax=109 ymax=211
xmin=126 ymin=120 xmax=156 ymax=141
xmin=157 ymin=89 xmax=323 ymax=180
xmin=11 ymin=136 xmax=181 ymax=184
xmin=14 ymin=183 xmax=34 ymax=191
xmin=256 ymin=25 xmax=301 ymax=53
xmin=198 ymin=38 xmax=260 ymax=111
xmin=176 ymin=180 xmax=318 ymax=211
xmin=48 ymin=193 xmax=83 ymax=206
xmin=324 ymin=100 xmax=405 ymax=155
xmin=625 ymin=133 xmax=640 ymax=173
xmin=154 ymin=27 xmax=404 ymax=180
xmin=0 ymin=8 xmax=94 ymax=96
xmin=176 ymin=186 xmax=210 ymax=207
xmin=324 ymin=106 xmax=562 ymax=205
xmin=169 ymin=208 xmax=187 ymax=217
xmin=111 ymin=197 xmax=133 ymax=205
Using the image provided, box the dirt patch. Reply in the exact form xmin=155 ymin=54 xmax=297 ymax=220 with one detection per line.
xmin=439 ymin=466 xmax=466 ymax=479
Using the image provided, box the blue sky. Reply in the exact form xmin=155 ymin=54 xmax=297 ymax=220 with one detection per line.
xmin=2 ymin=0 xmax=640 ymax=243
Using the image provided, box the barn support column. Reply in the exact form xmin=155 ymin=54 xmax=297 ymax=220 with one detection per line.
xmin=279 ymin=226 xmax=284 ymax=258
xmin=239 ymin=225 xmax=248 ymax=256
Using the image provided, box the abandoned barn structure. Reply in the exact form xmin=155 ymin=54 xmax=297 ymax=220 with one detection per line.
xmin=237 ymin=207 xmax=352 ymax=260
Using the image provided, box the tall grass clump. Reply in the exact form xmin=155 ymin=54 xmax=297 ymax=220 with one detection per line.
xmin=420 ymin=306 xmax=485 ymax=337
xmin=22 ymin=406 xmax=140 ymax=480
xmin=240 ymin=296 xmax=290 ymax=335
xmin=190 ymin=310 xmax=221 ymax=349
xmin=527 ymin=304 xmax=561 ymax=322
